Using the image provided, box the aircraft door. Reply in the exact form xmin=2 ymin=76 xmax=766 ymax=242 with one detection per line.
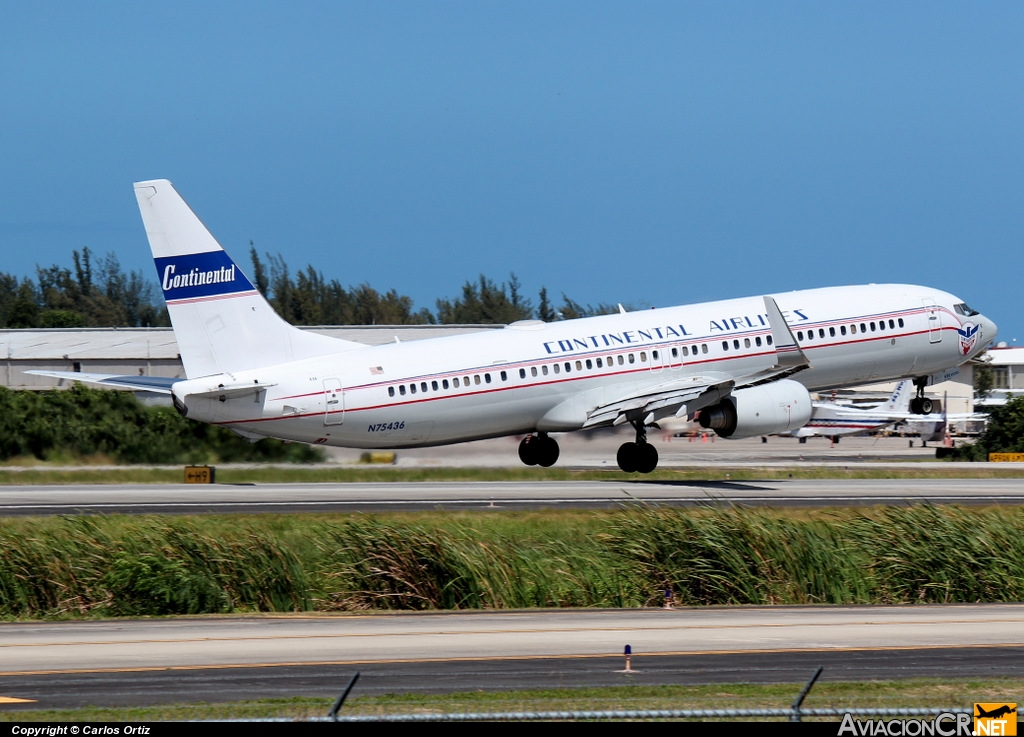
xmin=649 ymin=347 xmax=666 ymax=373
xmin=323 ymin=378 xmax=344 ymax=425
xmin=923 ymin=299 xmax=942 ymax=344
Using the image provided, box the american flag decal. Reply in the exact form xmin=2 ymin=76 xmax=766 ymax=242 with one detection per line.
xmin=370 ymin=366 xmax=384 ymax=375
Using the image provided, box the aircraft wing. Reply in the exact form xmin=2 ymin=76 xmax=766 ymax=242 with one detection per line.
xmin=582 ymin=296 xmax=810 ymax=429
xmin=24 ymin=370 xmax=180 ymax=394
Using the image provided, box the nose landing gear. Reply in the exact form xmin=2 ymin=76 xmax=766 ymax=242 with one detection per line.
xmin=910 ymin=376 xmax=934 ymax=415
xmin=518 ymin=432 xmax=560 ymax=467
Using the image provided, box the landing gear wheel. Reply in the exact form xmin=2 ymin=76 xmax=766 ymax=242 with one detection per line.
xmin=635 ymin=442 xmax=658 ymax=474
xmin=536 ymin=434 xmax=560 ymax=468
xmin=518 ymin=435 xmax=538 ymax=466
xmin=911 ymin=377 xmax=933 ymax=415
xmin=617 ymin=442 xmax=638 ymax=473
xmin=519 ymin=433 xmax=560 ymax=467
xmin=910 ymin=397 xmax=934 ymax=415
xmin=618 ymin=419 xmax=661 ymax=473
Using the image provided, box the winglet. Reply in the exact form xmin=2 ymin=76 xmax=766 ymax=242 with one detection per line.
xmin=763 ymin=296 xmax=809 ymax=369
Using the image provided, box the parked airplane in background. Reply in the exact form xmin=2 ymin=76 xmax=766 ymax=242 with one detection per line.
xmin=29 ymin=180 xmax=1000 ymax=473
xmin=782 ymin=380 xmax=914 ymax=442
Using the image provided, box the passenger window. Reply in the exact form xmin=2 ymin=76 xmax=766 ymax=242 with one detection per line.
xmin=564 ymin=362 xmax=571 ymax=372
xmin=851 ymin=324 xmax=857 ymax=334
xmin=618 ymin=355 xmax=625 ymax=365
xmin=542 ymin=366 xmax=548 ymax=375
xmin=585 ymin=359 xmax=592 ymax=369
xmin=628 ymin=353 xmax=635 ymax=364
xmin=463 ymin=377 xmax=470 ymax=387
xmin=474 ymin=375 xmax=481 ymax=385
xmin=870 ymin=322 xmax=876 ymax=332
xmin=485 ymin=374 xmax=492 ymax=383
xmin=861 ymin=323 xmax=867 ymax=333
xmin=519 ymin=368 xmax=526 ymax=379
xmin=399 ymin=385 xmax=406 ymax=395
xmin=443 ymin=379 xmax=449 ymax=389
xmin=889 ymin=319 xmax=895 ymax=329
xmin=683 ymin=345 xmax=690 ymax=356
xmin=388 ymin=387 xmax=395 ymax=397
xmin=818 ymin=329 xmax=825 ymax=338
xmin=652 ymin=350 xmax=659 ymax=360
xmin=532 ymin=367 xmax=538 ymax=377
xmin=755 ymin=336 xmax=762 ymax=347
xmin=829 ymin=327 xmax=835 ymax=337
xmin=596 ymin=358 xmax=603 ymax=368
xmin=500 ymin=371 xmax=507 ymax=381
xmin=553 ymin=364 xmax=560 ymax=374
xmin=702 ymin=344 xmax=709 ymax=354
xmin=798 ymin=331 xmax=804 ymax=341
xmin=722 ymin=341 xmax=729 ymax=351
xmin=744 ymin=338 xmax=750 ymax=348
xmin=766 ymin=336 xmax=773 ymax=345
xmin=432 ymin=381 xmax=438 ymax=391
xmin=733 ymin=340 xmax=740 ymax=350
xmin=898 ymin=318 xmax=904 ymax=328
xmin=576 ymin=360 xmax=583 ymax=371
xmin=840 ymin=326 xmax=846 ymax=336
xmin=410 ymin=384 xmax=417 ymax=394
xmin=671 ymin=348 xmax=678 ymax=358
xmin=421 ymin=382 xmax=428 ymax=392
xmin=640 ymin=352 xmax=647 ymax=362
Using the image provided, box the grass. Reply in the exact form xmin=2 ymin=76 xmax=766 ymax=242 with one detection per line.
xmin=1 ymin=506 xmax=1022 ymax=619
xmin=1 ymin=678 xmax=1016 ymax=721
xmin=2 ymin=464 xmax=1024 ymax=485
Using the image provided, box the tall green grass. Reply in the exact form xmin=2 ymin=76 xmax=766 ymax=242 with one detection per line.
xmin=1 ymin=506 xmax=1021 ymax=619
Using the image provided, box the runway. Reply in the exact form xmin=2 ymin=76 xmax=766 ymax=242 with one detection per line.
xmin=2 ymin=478 xmax=1023 ymax=515
xmin=1 ymin=605 xmax=1022 ymax=709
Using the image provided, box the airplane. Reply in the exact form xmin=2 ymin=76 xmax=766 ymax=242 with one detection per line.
xmin=28 ymin=179 xmax=1001 ymax=473
xmin=781 ymin=380 xmax=914 ymax=442
xmin=975 ymin=705 xmax=1017 ymax=720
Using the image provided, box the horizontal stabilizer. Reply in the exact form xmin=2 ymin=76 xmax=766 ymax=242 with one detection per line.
xmin=25 ymin=371 xmax=178 ymax=394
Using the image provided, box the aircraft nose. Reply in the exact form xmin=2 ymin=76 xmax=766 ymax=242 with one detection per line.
xmin=981 ymin=314 xmax=999 ymax=346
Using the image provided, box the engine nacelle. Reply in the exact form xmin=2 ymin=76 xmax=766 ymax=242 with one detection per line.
xmin=697 ymin=379 xmax=812 ymax=439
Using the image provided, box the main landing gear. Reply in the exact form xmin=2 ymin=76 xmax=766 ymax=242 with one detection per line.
xmin=616 ymin=420 xmax=659 ymax=474
xmin=518 ymin=432 xmax=560 ymax=467
xmin=910 ymin=376 xmax=933 ymax=415
xmin=519 ymin=424 xmax=660 ymax=473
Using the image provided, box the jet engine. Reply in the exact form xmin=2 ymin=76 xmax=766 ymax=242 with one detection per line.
xmin=697 ymin=379 xmax=812 ymax=439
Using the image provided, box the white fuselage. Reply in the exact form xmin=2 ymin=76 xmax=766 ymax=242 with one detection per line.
xmin=173 ymin=283 xmax=995 ymax=449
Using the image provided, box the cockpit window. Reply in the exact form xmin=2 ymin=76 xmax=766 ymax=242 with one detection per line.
xmin=954 ymin=303 xmax=979 ymax=317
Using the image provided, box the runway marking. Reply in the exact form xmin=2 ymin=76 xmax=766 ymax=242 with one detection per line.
xmin=1 ymin=642 xmax=1022 ymax=677
xmin=4 ymin=617 xmax=1022 ymax=649
xmin=0 ymin=697 xmax=36 ymax=703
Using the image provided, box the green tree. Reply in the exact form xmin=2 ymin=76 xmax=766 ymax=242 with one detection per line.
xmin=950 ymin=395 xmax=1024 ymax=460
xmin=537 ymin=286 xmax=555 ymax=323
xmin=436 ymin=274 xmax=534 ymax=324
xmin=974 ymin=353 xmax=994 ymax=401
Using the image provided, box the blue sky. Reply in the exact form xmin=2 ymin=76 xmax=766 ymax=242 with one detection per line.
xmin=2 ymin=3 xmax=1022 ymax=342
